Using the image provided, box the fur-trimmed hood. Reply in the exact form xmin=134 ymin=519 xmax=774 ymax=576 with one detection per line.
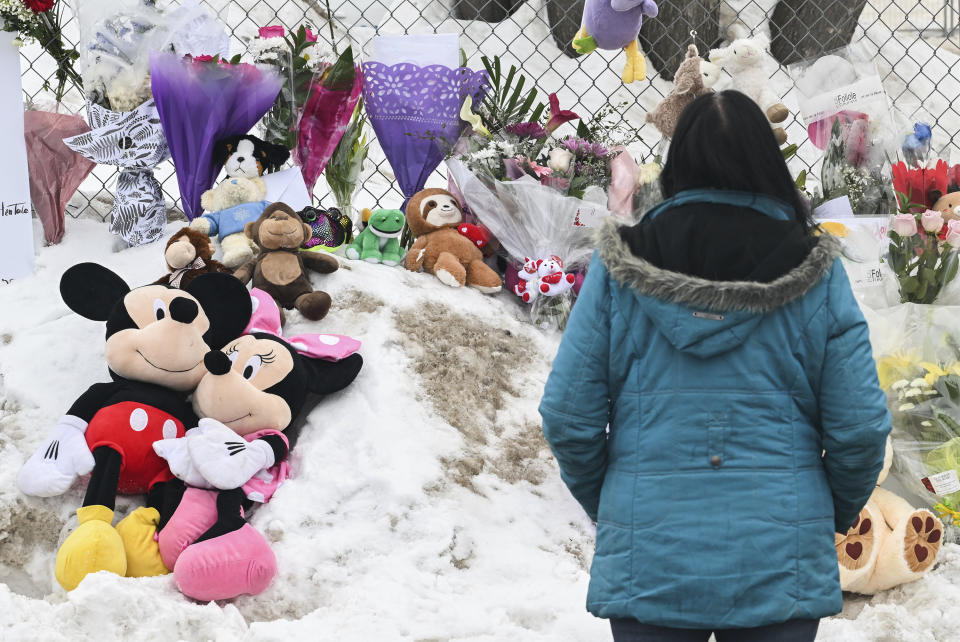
xmin=595 ymin=216 xmax=842 ymax=358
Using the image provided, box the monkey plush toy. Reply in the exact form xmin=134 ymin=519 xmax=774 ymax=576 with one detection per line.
xmin=404 ymin=188 xmax=502 ymax=293
xmin=155 ymin=227 xmax=231 ymax=289
xmin=17 ymin=264 xmax=251 ymax=591
xmin=233 ymin=202 xmax=340 ymax=321
xmin=153 ymin=289 xmax=363 ymax=600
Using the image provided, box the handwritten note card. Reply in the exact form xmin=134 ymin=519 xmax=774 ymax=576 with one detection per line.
xmin=0 ymin=31 xmax=34 ymax=281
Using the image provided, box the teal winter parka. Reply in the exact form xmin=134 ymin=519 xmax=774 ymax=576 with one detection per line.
xmin=539 ymin=190 xmax=890 ymax=630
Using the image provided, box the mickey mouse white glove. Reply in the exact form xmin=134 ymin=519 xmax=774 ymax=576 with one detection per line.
xmin=18 ymin=415 xmax=95 ymax=497
xmin=153 ymin=426 xmax=213 ymax=489
xmin=188 ymin=418 xmax=275 ymax=490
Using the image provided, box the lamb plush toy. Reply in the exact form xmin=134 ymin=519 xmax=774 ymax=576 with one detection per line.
xmin=190 ymin=135 xmax=290 ymax=269
xmin=709 ymin=35 xmax=790 ymax=144
xmin=835 ymin=439 xmax=943 ymax=594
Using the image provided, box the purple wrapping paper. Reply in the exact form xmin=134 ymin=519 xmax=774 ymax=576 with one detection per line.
xmin=362 ymin=62 xmax=487 ymax=206
xmin=150 ymin=54 xmax=282 ymax=220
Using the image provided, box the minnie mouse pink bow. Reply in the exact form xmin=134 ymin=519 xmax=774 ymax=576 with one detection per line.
xmin=242 ymin=288 xmax=361 ymax=361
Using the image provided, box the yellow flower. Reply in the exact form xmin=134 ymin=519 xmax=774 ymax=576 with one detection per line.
xmin=920 ymin=362 xmax=951 ymax=386
xmin=459 ymin=96 xmax=490 ymax=138
xmin=877 ymin=353 xmax=918 ymax=390
xmin=818 ymin=221 xmax=850 ymax=238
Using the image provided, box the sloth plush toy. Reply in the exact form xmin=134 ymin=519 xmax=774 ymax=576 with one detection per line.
xmin=404 ymin=188 xmax=501 ymax=293
xmin=153 ymin=289 xmax=363 ymax=600
xmin=17 ymin=264 xmax=251 ymax=591
xmin=190 ymin=134 xmax=290 ymax=269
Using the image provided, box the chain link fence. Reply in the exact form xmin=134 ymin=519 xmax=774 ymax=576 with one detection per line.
xmin=19 ymin=0 xmax=960 ymax=225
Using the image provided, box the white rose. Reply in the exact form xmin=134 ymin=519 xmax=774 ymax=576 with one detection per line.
xmin=548 ymin=148 xmax=573 ymax=174
xmin=637 ymin=162 xmax=662 ymax=186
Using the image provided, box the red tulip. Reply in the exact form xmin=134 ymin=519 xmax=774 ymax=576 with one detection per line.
xmin=24 ymin=0 xmax=54 ymax=13
xmin=892 ymin=160 xmax=948 ymax=212
xmin=304 ymin=27 xmax=318 ymax=43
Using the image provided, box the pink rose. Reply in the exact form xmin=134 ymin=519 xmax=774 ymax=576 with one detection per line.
xmin=892 ymin=213 xmax=918 ymax=237
xmin=946 ymin=220 xmax=960 ymax=247
xmin=192 ymin=54 xmax=215 ymax=63
xmin=922 ymin=209 xmax=944 ymax=233
xmin=304 ymin=27 xmax=318 ymax=43
xmin=259 ymin=25 xmax=285 ymax=39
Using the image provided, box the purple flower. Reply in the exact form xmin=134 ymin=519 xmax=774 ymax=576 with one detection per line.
xmin=562 ymin=136 xmax=608 ymax=158
xmin=506 ymin=122 xmax=547 ymax=139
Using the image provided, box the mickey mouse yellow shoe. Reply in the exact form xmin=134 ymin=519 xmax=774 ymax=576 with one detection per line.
xmin=116 ymin=507 xmax=169 ymax=577
xmin=55 ymin=505 xmax=127 ymax=591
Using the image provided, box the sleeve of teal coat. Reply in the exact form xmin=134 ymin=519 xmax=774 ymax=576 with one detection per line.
xmin=818 ymin=262 xmax=891 ymax=533
xmin=539 ymin=254 xmax=611 ymax=521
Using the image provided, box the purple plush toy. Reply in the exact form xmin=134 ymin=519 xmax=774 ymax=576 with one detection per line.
xmin=572 ymin=0 xmax=659 ymax=84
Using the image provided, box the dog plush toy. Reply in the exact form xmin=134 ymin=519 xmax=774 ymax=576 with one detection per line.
xmin=233 ymin=202 xmax=340 ymax=321
xmin=404 ymin=188 xmax=502 ymax=293
xmin=155 ymin=227 xmax=231 ymax=288
xmin=646 ymin=45 xmax=720 ymax=138
xmin=835 ymin=439 xmax=943 ymax=594
xmin=190 ymin=134 xmax=290 ymax=269
xmin=345 ymin=208 xmax=405 ymax=265
xmin=152 ymin=289 xmax=363 ymax=601
xmin=17 ymin=264 xmax=251 ymax=591
xmin=709 ymin=35 xmax=790 ymax=145
xmin=572 ymin=0 xmax=659 ymax=84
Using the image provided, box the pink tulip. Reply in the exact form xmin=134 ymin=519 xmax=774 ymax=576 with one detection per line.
xmin=304 ymin=27 xmax=318 ymax=43
xmin=946 ymin=220 xmax=960 ymax=247
xmin=922 ymin=209 xmax=945 ymax=233
xmin=893 ymin=213 xmax=919 ymax=237
xmin=259 ymin=25 xmax=285 ymax=39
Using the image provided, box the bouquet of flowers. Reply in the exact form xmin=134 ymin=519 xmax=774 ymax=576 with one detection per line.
xmin=150 ymin=52 xmax=281 ymax=220
xmin=449 ymin=84 xmax=620 ymax=329
xmin=873 ymin=311 xmax=960 ymax=525
xmin=816 ymin=115 xmax=895 ymax=215
xmin=295 ymin=46 xmax=362 ymax=196
xmin=607 ymin=147 xmax=661 ymax=221
xmin=251 ymin=24 xmax=330 ymax=150
xmin=324 ymin=99 xmax=369 ymax=221
xmin=887 ymin=208 xmax=960 ymax=304
xmin=1 ymin=0 xmax=81 ymax=100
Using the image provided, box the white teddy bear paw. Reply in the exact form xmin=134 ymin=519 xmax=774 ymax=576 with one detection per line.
xmin=221 ymin=246 xmax=255 ymax=270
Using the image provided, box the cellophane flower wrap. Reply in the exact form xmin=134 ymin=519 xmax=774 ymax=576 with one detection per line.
xmin=792 ymin=46 xmax=897 ymax=215
xmin=887 ymin=208 xmax=960 ymax=304
xmin=295 ymin=46 xmax=362 ymax=195
xmin=63 ymin=0 xmax=179 ymax=245
xmin=363 ymin=60 xmax=488 ymax=216
xmin=150 ymin=53 xmax=282 ymax=220
xmin=24 ymin=99 xmax=95 ymax=245
xmin=868 ymin=304 xmax=960 ymax=528
xmin=448 ymin=158 xmax=609 ymax=331
xmin=325 ymin=98 xmax=369 ymax=221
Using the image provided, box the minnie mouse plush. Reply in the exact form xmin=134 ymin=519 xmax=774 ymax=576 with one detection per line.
xmin=17 ymin=264 xmax=251 ymax=591
xmin=153 ymin=289 xmax=363 ymax=601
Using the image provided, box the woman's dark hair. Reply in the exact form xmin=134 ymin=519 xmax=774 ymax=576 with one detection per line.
xmin=660 ymin=90 xmax=812 ymax=229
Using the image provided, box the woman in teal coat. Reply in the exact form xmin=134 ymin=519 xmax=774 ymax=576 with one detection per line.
xmin=540 ymin=91 xmax=890 ymax=642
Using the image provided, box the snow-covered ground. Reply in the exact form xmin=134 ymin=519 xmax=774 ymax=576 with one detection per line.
xmin=6 ymin=1 xmax=960 ymax=640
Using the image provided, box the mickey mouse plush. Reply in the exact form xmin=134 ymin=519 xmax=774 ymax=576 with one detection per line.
xmin=153 ymin=289 xmax=363 ymax=600
xmin=17 ymin=264 xmax=251 ymax=591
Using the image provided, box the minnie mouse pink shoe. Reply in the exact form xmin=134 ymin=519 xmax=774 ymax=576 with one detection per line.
xmin=173 ymin=524 xmax=277 ymax=601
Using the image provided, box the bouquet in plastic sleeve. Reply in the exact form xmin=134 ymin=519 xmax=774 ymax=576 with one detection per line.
xmin=325 ymin=99 xmax=369 ymax=221
xmin=252 ymin=24 xmax=329 ymax=150
xmin=150 ymin=53 xmax=281 ymax=220
xmin=63 ymin=0 xmax=177 ymax=245
xmin=448 ymin=158 xmax=607 ymax=330
xmin=363 ymin=34 xmax=488 ymax=232
xmin=607 ymin=146 xmax=661 ymax=221
xmin=24 ymin=100 xmax=95 ymax=244
xmin=1 ymin=0 xmax=81 ymax=101
xmin=887 ymin=208 xmax=960 ymax=304
xmin=792 ymin=46 xmax=896 ymax=215
xmin=870 ymin=305 xmax=960 ymax=526
xmin=295 ymin=46 xmax=362 ymax=196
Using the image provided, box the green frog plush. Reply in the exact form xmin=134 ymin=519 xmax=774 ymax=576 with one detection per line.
xmin=345 ymin=208 xmax=405 ymax=266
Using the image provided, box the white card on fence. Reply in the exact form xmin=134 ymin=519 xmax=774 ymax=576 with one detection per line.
xmin=262 ymin=168 xmax=311 ymax=212
xmin=0 ymin=31 xmax=35 ymax=282
xmin=370 ymin=34 xmax=459 ymax=68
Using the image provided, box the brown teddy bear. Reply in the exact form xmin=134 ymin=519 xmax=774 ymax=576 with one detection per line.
xmin=646 ymin=45 xmax=719 ymax=139
xmin=233 ymin=202 xmax=339 ymax=321
xmin=155 ymin=227 xmax=231 ymax=289
xmin=933 ymin=191 xmax=960 ymax=222
xmin=404 ymin=188 xmax=501 ymax=293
